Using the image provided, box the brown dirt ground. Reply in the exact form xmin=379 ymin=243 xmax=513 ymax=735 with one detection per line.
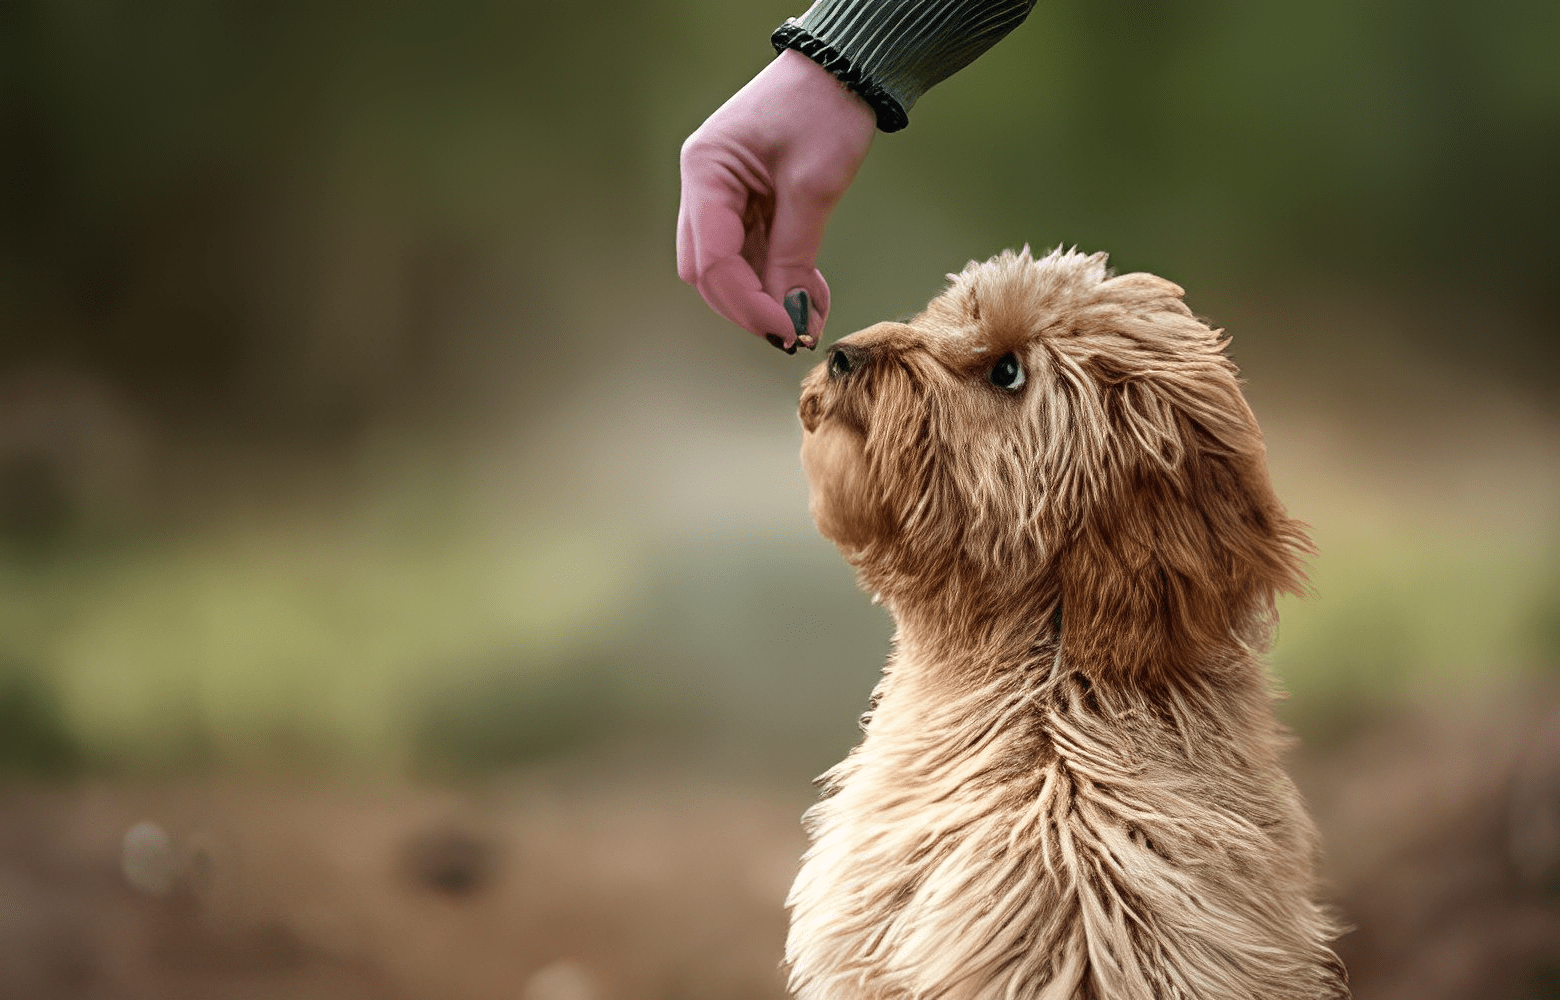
xmin=2 ymin=687 xmax=1557 ymax=1000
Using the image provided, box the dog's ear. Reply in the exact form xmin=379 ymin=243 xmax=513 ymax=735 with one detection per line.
xmin=1057 ymin=367 xmax=1310 ymax=682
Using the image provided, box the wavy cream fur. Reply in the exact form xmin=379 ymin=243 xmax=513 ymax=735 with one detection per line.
xmin=790 ymin=248 xmax=1347 ymax=1000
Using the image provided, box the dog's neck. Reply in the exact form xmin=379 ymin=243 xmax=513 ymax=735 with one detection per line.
xmin=879 ymin=563 xmax=1260 ymax=700
xmin=881 ymin=574 xmax=1065 ymax=688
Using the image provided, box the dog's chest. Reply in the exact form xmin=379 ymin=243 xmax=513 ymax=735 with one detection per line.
xmin=783 ymin=659 xmax=1344 ymax=1000
xmin=785 ymin=667 xmax=1097 ymax=997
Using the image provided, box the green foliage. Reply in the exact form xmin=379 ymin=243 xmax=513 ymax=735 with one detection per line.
xmin=0 ymin=0 xmax=1555 ymax=776
xmin=0 ymin=661 xmax=81 ymax=778
xmin=413 ymin=655 xmax=621 ymax=771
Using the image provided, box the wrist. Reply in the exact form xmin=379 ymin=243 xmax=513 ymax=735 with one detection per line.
xmin=768 ymin=47 xmax=878 ymax=135
xmin=771 ymin=22 xmax=907 ymax=133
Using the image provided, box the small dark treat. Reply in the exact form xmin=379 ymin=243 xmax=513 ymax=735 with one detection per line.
xmin=785 ymin=289 xmax=812 ymax=344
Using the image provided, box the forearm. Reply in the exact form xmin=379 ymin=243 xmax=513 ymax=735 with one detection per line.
xmin=772 ymin=0 xmax=1037 ymax=132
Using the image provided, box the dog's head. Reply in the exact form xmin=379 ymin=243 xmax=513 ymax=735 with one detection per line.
xmin=798 ymin=247 xmax=1309 ymax=680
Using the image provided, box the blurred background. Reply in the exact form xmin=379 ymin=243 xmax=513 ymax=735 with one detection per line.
xmin=1 ymin=1 xmax=1557 ymax=997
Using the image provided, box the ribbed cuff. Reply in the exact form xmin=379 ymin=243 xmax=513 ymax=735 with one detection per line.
xmin=772 ymin=20 xmax=910 ymax=133
xmin=772 ymin=0 xmax=1036 ymax=134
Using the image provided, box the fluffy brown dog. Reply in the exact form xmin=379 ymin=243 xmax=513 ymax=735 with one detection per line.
xmin=789 ymin=248 xmax=1348 ymax=1000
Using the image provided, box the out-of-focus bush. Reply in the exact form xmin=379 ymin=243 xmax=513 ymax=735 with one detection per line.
xmin=0 ymin=0 xmax=1555 ymax=774
xmin=0 ymin=660 xmax=82 ymax=777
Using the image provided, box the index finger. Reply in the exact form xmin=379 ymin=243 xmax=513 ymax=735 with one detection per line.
xmin=677 ymin=158 xmax=795 ymax=342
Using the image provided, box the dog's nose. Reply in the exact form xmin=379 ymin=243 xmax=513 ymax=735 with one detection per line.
xmin=828 ymin=344 xmax=862 ymax=378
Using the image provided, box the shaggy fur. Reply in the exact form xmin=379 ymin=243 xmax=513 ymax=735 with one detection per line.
xmin=789 ymin=248 xmax=1348 ymax=1000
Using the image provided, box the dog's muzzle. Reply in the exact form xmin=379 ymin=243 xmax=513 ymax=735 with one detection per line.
xmin=801 ymin=342 xmax=873 ymax=434
xmin=799 ymin=387 xmax=823 ymax=434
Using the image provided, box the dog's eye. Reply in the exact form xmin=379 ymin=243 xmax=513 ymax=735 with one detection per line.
xmin=988 ymin=353 xmax=1025 ymax=391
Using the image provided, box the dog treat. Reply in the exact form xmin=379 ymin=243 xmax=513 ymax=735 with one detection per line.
xmin=785 ymin=289 xmax=815 ymax=349
xmin=789 ymin=247 xmax=1349 ymax=1000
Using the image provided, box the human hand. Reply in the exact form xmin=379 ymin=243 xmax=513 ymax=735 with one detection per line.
xmin=678 ymin=48 xmax=876 ymax=353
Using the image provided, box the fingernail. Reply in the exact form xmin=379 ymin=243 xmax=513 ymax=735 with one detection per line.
xmin=765 ymin=333 xmax=797 ymax=355
xmin=784 ymin=289 xmax=810 ymax=342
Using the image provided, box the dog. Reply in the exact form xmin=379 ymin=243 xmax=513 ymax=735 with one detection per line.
xmin=789 ymin=247 xmax=1348 ymax=999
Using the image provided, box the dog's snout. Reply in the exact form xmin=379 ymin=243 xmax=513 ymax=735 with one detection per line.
xmin=828 ymin=345 xmax=861 ymax=379
xmin=799 ymin=390 xmax=822 ymax=434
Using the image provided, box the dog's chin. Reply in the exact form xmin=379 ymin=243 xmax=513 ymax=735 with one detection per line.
xmin=801 ymin=420 xmax=885 ymax=553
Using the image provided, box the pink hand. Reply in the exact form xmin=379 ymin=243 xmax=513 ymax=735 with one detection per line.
xmin=678 ymin=48 xmax=876 ymax=352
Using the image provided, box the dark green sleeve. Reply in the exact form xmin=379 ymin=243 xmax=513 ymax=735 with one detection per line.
xmin=772 ymin=0 xmax=1038 ymax=133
